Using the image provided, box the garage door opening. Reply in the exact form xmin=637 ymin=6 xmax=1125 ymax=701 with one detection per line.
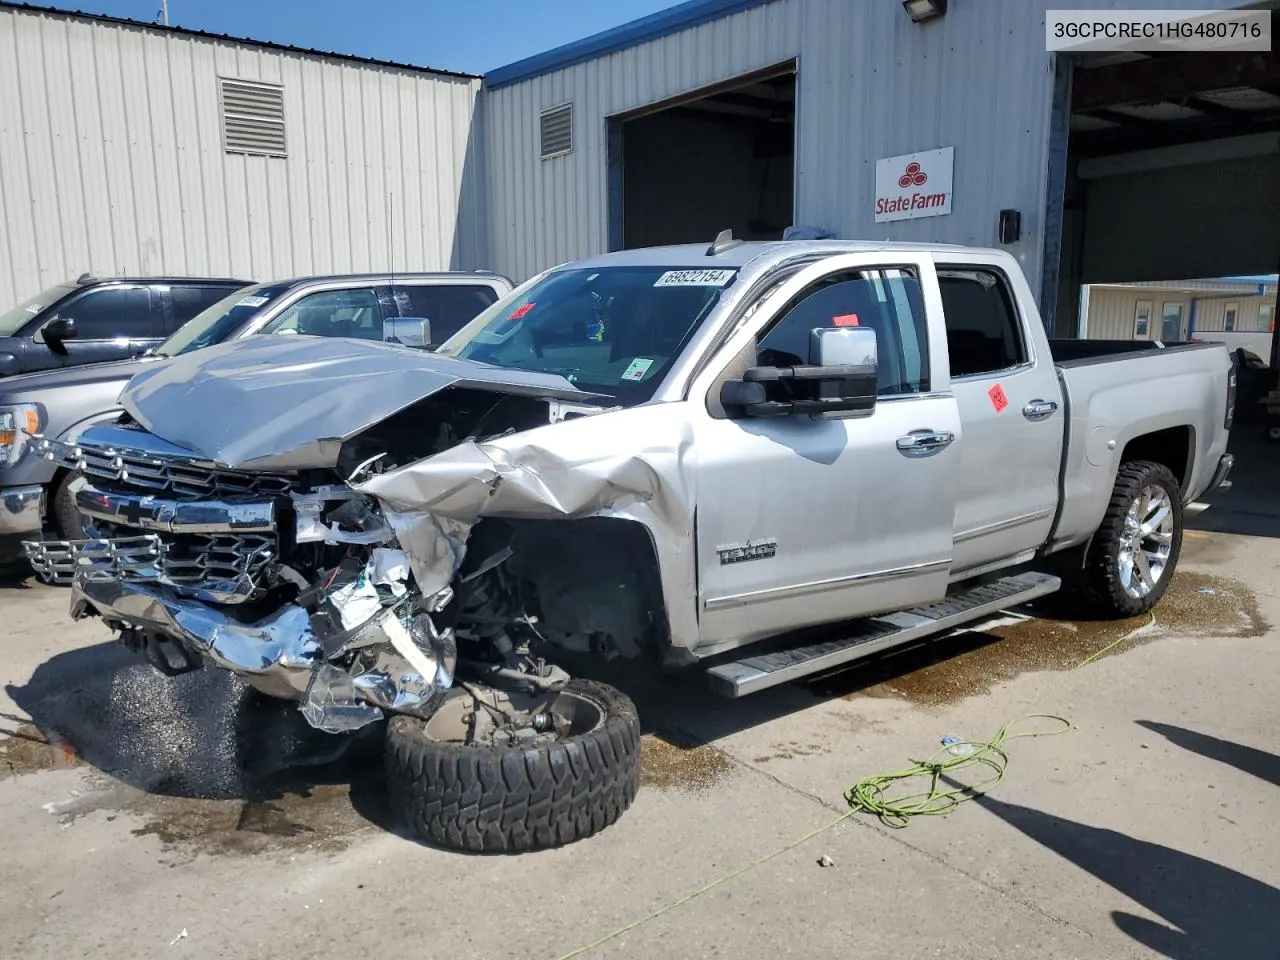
xmin=609 ymin=65 xmax=796 ymax=250
xmin=1050 ymin=49 xmax=1280 ymax=370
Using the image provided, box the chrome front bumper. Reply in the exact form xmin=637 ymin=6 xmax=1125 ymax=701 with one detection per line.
xmin=1 ymin=485 xmax=43 ymax=536
xmin=72 ymin=577 xmax=457 ymax=733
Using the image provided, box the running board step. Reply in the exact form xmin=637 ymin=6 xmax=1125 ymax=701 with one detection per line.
xmin=705 ymin=571 xmax=1061 ymax=697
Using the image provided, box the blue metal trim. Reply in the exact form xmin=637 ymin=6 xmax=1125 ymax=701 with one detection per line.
xmin=483 ymin=0 xmax=780 ymax=89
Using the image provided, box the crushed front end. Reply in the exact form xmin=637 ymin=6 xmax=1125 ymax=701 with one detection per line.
xmin=25 ymin=421 xmax=459 ymax=733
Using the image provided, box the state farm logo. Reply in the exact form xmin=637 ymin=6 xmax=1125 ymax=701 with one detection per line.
xmin=875 ymin=147 xmax=953 ymax=222
xmin=898 ymin=161 xmax=928 ymax=188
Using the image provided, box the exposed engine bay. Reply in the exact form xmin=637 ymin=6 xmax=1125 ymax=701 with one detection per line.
xmin=26 ymin=361 xmax=673 ymax=737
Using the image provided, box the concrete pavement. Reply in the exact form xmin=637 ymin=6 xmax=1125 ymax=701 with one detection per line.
xmin=2 ymin=439 xmax=1277 ymax=959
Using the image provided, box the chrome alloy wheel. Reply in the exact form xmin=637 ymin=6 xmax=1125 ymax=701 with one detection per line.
xmin=1118 ymin=484 xmax=1175 ymax=600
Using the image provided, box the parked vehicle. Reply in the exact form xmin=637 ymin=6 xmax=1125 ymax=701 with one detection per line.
xmin=0 ymin=275 xmax=252 ymax=377
xmin=0 ymin=272 xmax=512 ymax=560
xmin=27 ymin=240 xmax=1235 ymax=853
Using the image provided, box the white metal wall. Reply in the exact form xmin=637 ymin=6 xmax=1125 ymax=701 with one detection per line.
xmin=0 ymin=7 xmax=484 ymax=305
xmin=1085 ymin=285 xmax=1277 ymax=339
xmin=480 ymin=0 xmax=1242 ymax=291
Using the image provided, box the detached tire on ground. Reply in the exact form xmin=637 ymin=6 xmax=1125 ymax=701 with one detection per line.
xmin=1073 ymin=460 xmax=1184 ymax=618
xmin=385 ymin=679 xmax=641 ymax=853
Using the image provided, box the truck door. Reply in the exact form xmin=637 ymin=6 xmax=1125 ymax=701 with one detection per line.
xmin=935 ymin=261 xmax=1063 ymax=575
xmin=690 ymin=254 xmax=960 ymax=652
xmin=42 ymin=285 xmax=157 ymax=369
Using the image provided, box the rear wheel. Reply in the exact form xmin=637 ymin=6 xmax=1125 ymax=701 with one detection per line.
xmin=384 ymin=679 xmax=641 ymax=853
xmin=1074 ymin=460 xmax=1183 ymax=618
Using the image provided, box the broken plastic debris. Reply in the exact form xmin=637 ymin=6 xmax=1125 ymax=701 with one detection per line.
xmin=169 ymin=929 xmax=188 ymax=946
xmin=299 ymin=663 xmax=384 ymax=734
xmin=941 ymin=736 xmax=976 ymax=757
xmin=328 ymin=571 xmax=382 ymax=631
xmin=370 ymin=547 xmax=410 ymax=597
xmin=817 ymin=854 xmax=835 ymax=868
xmin=1197 ymin=587 xmax=1221 ymax=595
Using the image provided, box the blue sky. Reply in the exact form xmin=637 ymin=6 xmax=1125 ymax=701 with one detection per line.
xmin=41 ymin=0 xmax=681 ymax=73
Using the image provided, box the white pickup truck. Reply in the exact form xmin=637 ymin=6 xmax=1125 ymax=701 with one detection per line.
xmin=30 ymin=238 xmax=1236 ymax=853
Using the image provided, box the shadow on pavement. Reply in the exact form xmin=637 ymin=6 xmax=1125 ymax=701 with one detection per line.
xmin=975 ymin=793 xmax=1280 ymax=959
xmin=1137 ymin=720 xmax=1280 ymax=789
xmin=1188 ymin=431 xmax=1280 ymax=538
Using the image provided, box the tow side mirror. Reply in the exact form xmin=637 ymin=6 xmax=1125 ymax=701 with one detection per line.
xmin=383 ymin=317 xmax=433 ymax=350
xmin=720 ymin=327 xmax=879 ymax=419
xmin=43 ymin=317 xmax=77 ymax=354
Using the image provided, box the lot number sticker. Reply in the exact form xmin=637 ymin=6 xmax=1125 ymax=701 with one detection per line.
xmin=654 ymin=269 xmax=735 ymax=287
xmin=236 ymin=295 xmax=270 ymax=308
xmin=988 ymin=383 xmax=1009 ymax=413
xmin=621 ymin=357 xmax=655 ymax=382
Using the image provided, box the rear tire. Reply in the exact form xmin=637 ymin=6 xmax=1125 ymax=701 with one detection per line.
xmin=1073 ymin=460 xmax=1183 ymax=618
xmin=384 ymin=679 xmax=641 ymax=853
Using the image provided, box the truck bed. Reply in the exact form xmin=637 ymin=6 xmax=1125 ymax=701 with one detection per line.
xmin=1049 ymin=338 xmax=1221 ymax=366
xmin=1047 ymin=338 xmax=1232 ymax=553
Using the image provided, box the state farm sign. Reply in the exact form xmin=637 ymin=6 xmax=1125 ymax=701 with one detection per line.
xmin=874 ymin=146 xmax=954 ymax=223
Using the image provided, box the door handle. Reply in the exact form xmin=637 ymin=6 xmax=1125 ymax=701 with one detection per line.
xmin=897 ymin=431 xmax=955 ymax=453
xmin=1023 ymin=399 xmax=1059 ymax=421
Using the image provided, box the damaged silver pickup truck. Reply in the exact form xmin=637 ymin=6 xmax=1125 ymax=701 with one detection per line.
xmin=26 ymin=239 xmax=1236 ymax=852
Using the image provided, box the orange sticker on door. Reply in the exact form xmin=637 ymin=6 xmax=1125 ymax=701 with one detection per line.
xmin=832 ymin=313 xmax=860 ymax=327
xmin=988 ymin=383 xmax=1009 ymax=413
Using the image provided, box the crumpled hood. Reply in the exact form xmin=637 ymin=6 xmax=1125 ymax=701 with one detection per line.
xmin=120 ymin=335 xmax=601 ymax=471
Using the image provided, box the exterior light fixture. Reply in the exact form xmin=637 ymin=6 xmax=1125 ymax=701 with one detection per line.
xmin=903 ymin=0 xmax=947 ymax=24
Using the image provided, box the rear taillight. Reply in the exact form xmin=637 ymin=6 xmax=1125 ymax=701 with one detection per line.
xmin=1225 ymin=365 xmax=1237 ymax=430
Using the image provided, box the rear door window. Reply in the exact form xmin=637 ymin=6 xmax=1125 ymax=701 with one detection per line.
xmin=56 ymin=287 xmax=155 ymax=339
xmin=937 ymin=268 xmax=1026 ymax=377
xmin=168 ymin=286 xmax=240 ymax=334
xmin=393 ymin=284 xmax=501 ymax=344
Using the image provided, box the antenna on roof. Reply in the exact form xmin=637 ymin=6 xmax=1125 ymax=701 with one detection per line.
xmin=706 ymin=229 xmax=744 ymax=257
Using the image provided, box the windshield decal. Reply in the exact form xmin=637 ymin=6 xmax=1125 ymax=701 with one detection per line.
xmin=236 ymin=295 xmax=270 ymax=308
xmin=621 ymin=357 xmax=655 ymax=382
xmin=508 ymin=302 xmax=535 ymax=321
xmin=653 ymin=269 xmax=736 ymax=287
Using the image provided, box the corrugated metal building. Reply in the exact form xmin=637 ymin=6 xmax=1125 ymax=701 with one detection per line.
xmin=1080 ymin=276 xmax=1277 ymax=358
xmin=0 ymin=3 xmax=484 ymax=306
xmin=3 ymin=0 xmax=1277 ymax=358
xmin=479 ymin=0 xmax=1277 ymax=340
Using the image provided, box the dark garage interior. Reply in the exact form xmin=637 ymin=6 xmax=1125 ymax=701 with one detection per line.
xmin=611 ymin=65 xmax=795 ymax=250
xmin=1053 ymin=49 xmax=1280 ymax=368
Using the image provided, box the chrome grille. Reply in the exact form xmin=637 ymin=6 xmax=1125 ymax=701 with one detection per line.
xmin=39 ymin=436 xmax=293 ymax=501
xmin=25 ymin=532 xmax=276 ymax=603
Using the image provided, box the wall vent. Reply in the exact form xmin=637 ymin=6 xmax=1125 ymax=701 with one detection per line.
xmin=540 ymin=103 xmax=573 ymax=159
xmin=220 ymin=78 xmax=287 ymax=157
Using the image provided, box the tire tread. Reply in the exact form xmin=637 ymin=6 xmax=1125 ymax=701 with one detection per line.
xmin=385 ymin=679 xmax=640 ymax=853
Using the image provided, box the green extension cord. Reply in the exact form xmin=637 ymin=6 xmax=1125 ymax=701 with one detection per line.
xmin=844 ymin=714 xmax=1073 ymax=828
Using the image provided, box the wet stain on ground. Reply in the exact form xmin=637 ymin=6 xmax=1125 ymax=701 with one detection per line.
xmin=640 ymin=731 xmax=735 ymax=792
xmin=807 ymin=572 xmax=1268 ymax=707
xmin=752 ymin=741 xmax=828 ymax=764
xmin=0 ymin=723 xmax=82 ymax=779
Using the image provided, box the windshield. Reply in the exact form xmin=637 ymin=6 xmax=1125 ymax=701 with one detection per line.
xmin=0 ymin=283 xmax=75 ymax=336
xmin=157 ymin=283 xmax=293 ymax=357
xmin=436 ymin=266 xmax=738 ymax=403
